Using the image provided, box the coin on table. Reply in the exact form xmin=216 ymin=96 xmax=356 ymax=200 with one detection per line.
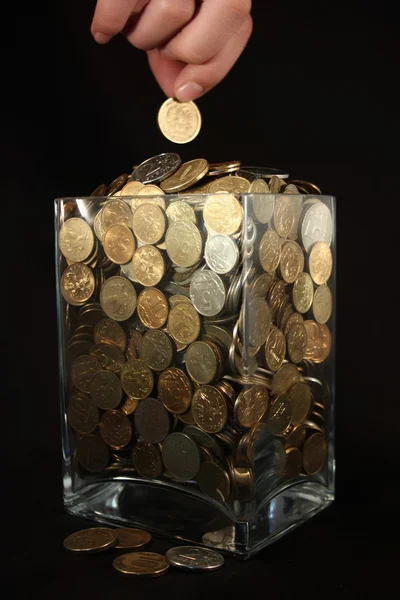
xmin=279 ymin=240 xmax=304 ymax=283
xmin=235 ymin=384 xmax=269 ymax=429
xmin=208 ymin=175 xmax=250 ymax=194
xmin=312 ymin=285 xmax=332 ymax=324
xmin=59 ymin=218 xmax=94 ymax=263
xmin=134 ymin=398 xmax=170 ymax=443
xmin=259 ymin=229 xmax=281 ymax=273
xmin=286 ymin=321 xmax=308 ymax=364
xmin=289 ymin=381 xmax=312 ymax=426
xmin=274 ymin=195 xmax=295 ymax=237
xmin=67 ymin=395 xmax=99 ymax=434
xmin=76 ymin=434 xmax=110 ymax=472
xmin=266 ymin=393 xmax=292 ymax=435
xmin=166 ymin=545 xmax=224 ymax=571
xmin=272 ymin=363 xmax=301 ymax=396
xmin=301 ymin=202 xmax=333 ymax=252
xmin=192 ymin=386 xmax=227 ymax=434
xmin=161 ymin=432 xmax=201 ymax=480
xmin=90 ymin=342 xmax=125 ymax=375
xmin=100 ymin=410 xmax=132 ymax=449
xmin=63 ymin=528 xmax=117 ymax=553
xmin=102 ymin=199 xmax=132 ymax=230
xmin=205 ymin=234 xmax=239 ymax=275
xmin=61 ymin=263 xmax=95 ymax=306
xmin=100 ymin=276 xmax=137 ymax=322
xmin=249 ymin=178 xmax=275 ymax=224
xmin=114 ymin=528 xmax=152 ymax=549
xmin=158 ymin=367 xmax=192 ymax=414
xmin=94 ymin=318 xmax=126 ymax=352
xmin=203 ymin=193 xmax=243 ymax=235
xmin=282 ymin=447 xmax=303 ymax=477
xmin=103 ymin=224 xmax=135 ymax=264
xmin=132 ymin=152 xmax=181 ymax=183
xmin=168 ymin=302 xmax=200 ymax=345
xmin=132 ymin=202 xmax=166 ymax=245
xmin=90 ymin=369 xmax=122 ymax=410
xmin=132 ymin=441 xmax=163 ymax=478
xmin=166 ymin=200 xmax=196 ymax=225
xmin=113 ymin=551 xmax=169 ymax=578
xmin=303 ymin=432 xmax=327 ymax=475
xmin=292 ymin=272 xmax=314 ymax=313
xmin=264 ymin=325 xmax=286 ymax=371
xmin=140 ymin=330 xmax=173 ymax=371
xmin=137 ymin=287 xmax=169 ymax=329
xmin=71 ymin=354 xmax=102 ymax=393
xmin=120 ymin=359 xmax=154 ymax=399
xmin=190 ymin=270 xmax=225 ymax=317
xmin=165 ymin=220 xmax=202 ymax=267
xmin=160 ymin=158 xmax=209 ymax=192
xmin=158 ymin=98 xmax=201 ymax=143
xmin=132 ymin=245 xmax=165 ymax=287
xmin=309 ymin=241 xmax=332 ymax=285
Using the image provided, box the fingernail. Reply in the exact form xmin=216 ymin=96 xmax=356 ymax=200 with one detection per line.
xmin=175 ymin=82 xmax=204 ymax=102
xmin=93 ymin=31 xmax=111 ymax=44
xmin=160 ymin=46 xmax=176 ymax=59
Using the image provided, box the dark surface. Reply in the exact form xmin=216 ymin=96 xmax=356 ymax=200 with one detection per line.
xmin=6 ymin=0 xmax=399 ymax=596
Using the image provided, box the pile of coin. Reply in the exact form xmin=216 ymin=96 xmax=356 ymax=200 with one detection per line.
xmin=58 ymin=151 xmax=333 ymax=506
xmin=63 ymin=527 xmax=224 ymax=576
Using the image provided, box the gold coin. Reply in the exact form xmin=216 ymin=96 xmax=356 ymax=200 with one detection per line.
xmin=250 ymin=178 xmax=275 ymax=224
xmin=208 ymin=175 xmax=250 ymax=193
xmin=90 ymin=369 xmax=122 ymax=410
xmin=102 ymin=199 xmax=132 ymax=230
xmin=269 ymin=175 xmax=284 ymax=193
xmin=107 ymin=173 xmax=128 ymax=196
xmin=140 ymin=330 xmax=173 ymax=371
xmin=137 ymin=288 xmax=169 ymax=329
xmin=103 ymin=224 xmax=135 ymax=264
xmin=272 ymin=363 xmax=301 ymax=396
xmin=113 ymin=551 xmax=169 ymax=578
xmin=303 ymin=432 xmax=327 ymax=475
xmin=312 ymin=285 xmax=332 ymax=324
xmin=203 ymin=193 xmax=243 ymax=235
xmin=166 ymin=200 xmax=196 ymax=224
xmin=208 ymin=160 xmax=241 ymax=176
xmin=94 ymin=209 xmax=106 ymax=242
xmin=165 ymin=220 xmax=202 ymax=267
xmin=120 ymin=181 xmax=145 ymax=196
xmin=285 ymin=423 xmax=306 ymax=448
xmin=91 ymin=183 xmax=108 ymax=197
xmin=63 ymin=528 xmax=117 ymax=553
xmin=67 ymin=394 xmax=99 ymax=434
xmin=99 ymin=409 xmax=133 ymax=449
xmin=266 ymin=393 xmax=292 ymax=435
xmin=235 ymin=384 xmax=269 ymax=429
xmin=168 ymin=302 xmax=201 ymax=345
xmin=61 ymin=263 xmax=95 ymax=306
xmin=289 ymin=381 xmax=312 ymax=426
xmin=120 ymin=359 xmax=154 ymax=399
xmin=192 ymin=386 xmax=227 ymax=433
xmin=59 ymin=218 xmax=94 ymax=263
xmin=196 ymin=461 xmax=231 ymax=502
xmin=259 ymin=229 xmax=281 ymax=273
xmin=282 ymin=447 xmax=303 ymax=477
xmin=177 ymin=407 xmax=196 ymax=424
xmin=127 ymin=328 xmax=143 ymax=355
xmin=132 ymin=184 xmax=166 ymax=212
xmin=71 ymin=354 xmax=102 ymax=393
xmin=284 ymin=312 xmax=304 ymax=337
xmin=292 ymin=272 xmax=314 ymax=313
xmin=94 ymin=318 xmax=126 ymax=352
xmin=114 ymin=528 xmax=152 ymax=549
xmin=185 ymin=341 xmax=219 ymax=385
xmin=158 ymin=97 xmax=201 ymax=143
xmin=132 ymin=203 xmax=166 ymax=245
xmin=132 ymin=245 xmax=165 ymax=287
xmin=132 ymin=441 xmax=163 ymax=478
xmin=309 ymin=241 xmax=332 ymax=285
xmin=160 ymin=158 xmax=209 ymax=192
xmin=274 ymin=195 xmax=295 ymax=237
xmin=158 ymin=367 xmax=192 ymax=414
xmin=264 ymin=325 xmax=286 ymax=371
xmin=279 ymin=240 xmax=304 ymax=283
xmin=120 ymin=396 xmax=139 ymax=415
xmin=316 ymin=323 xmax=332 ymax=363
xmin=286 ymin=322 xmax=308 ymax=364
xmin=100 ymin=276 xmax=137 ymax=322
xmin=289 ymin=179 xmax=322 ymax=195
xmin=76 ymin=434 xmax=110 ymax=472
xmin=241 ymin=297 xmax=271 ymax=347
xmin=169 ymin=294 xmax=192 ymax=308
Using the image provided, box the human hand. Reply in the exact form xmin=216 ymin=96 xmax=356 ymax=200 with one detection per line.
xmin=91 ymin=0 xmax=252 ymax=102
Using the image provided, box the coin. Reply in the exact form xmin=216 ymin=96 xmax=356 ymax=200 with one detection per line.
xmin=266 ymin=393 xmax=292 ymax=435
xmin=120 ymin=180 xmax=145 ymax=198
xmin=94 ymin=318 xmax=126 ymax=352
xmin=284 ymin=312 xmax=304 ymax=337
xmin=59 ymin=218 xmax=94 ymax=263
xmin=185 ymin=341 xmax=219 ymax=385
xmin=274 ymin=195 xmax=295 ymax=237
xmin=282 ymin=447 xmax=303 ymax=477
xmin=71 ymin=354 xmax=102 ymax=393
xmin=113 ymin=552 xmax=169 ymax=578
xmin=259 ymin=229 xmax=281 ymax=273
xmin=90 ymin=342 xmax=125 ymax=374
xmin=76 ymin=434 xmax=110 ymax=472
xmin=208 ymin=160 xmax=240 ymax=176
xmin=279 ymin=240 xmax=304 ymax=283
xmin=121 ymin=396 xmax=139 ymax=415
xmin=192 ymin=386 xmax=227 ymax=433
xmin=289 ymin=381 xmax=312 ymax=426
xmin=107 ymin=173 xmax=128 ymax=196
xmin=285 ymin=423 xmax=306 ymax=448
xmin=235 ymin=384 xmax=269 ymax=428
xmin=100 ymin=276 xmax=137 ymax=322
xmin=242 ymin=297 xmax=271 ymax=347
xmin=115 ymin=528 xmax=152 ymax=549
xmin=166 ymin=200 xmax=196 ymax=224
xmin=317 ymin=323 xmax=332 ymax=362
xmin=168 ymin=302 xmax=200 ymax=344
xmin=132 ymin=441 xmax=163 ymax=478
xmin=309 ymin=241 xmax=332 ymax=285
xmin=272 ymin=363 xmax=301 ymax=395
xmin=166 ymin=546 xmax=224 ymax=571
xmin=141 ymin=330 xmax=173 ymax=371
xmin=134 ymin=398 xmax=170 ymax=443
xmin=292 ymin=272 xmax=314 ymax=313
xmin=120 ymin=359 xmax=154 ymax=399
xmin=208 ymin=175 xmax=250 ymax=194
xmin=183 ymin=425 xmax=222 ymax=459
xmin=91 ymin=183 xmax=108 ymax=196
xmin=165 ymin=220 xmax=202 ymax=267
xmin=190 ymin=270 xmax=225 ymax=317
xmin=205 ymin=235 xmax=239 ymax=274
xmin=286 ymin=322 xmax=308 ymax=364
xmin=132 ymin=153 xmax=181 ymax=183
xmin=301 ymin=202 xmax=333 ymax=252
xmin=99 ymin=410 xmax=132 ymax=449
xmin=61 ymin=263 xmax=95 ymax=306
xmin=250 ymin=178 xmax=275 ymax=224
xmin=63 ymin=528 xmax=117 ymax=553
xmin=158 ymin=98 xmax=201 ymax=144
xmin=203 ymin=193 xmax=243 ymax=235
xmin=161 ymin=158 xmax=209 ymax=192
xmin=132 ymin=203 xmax=166 ymax=245
xmin=312 ymin=285 xmax=332 ymax=324
xmin=264 ymin=326 xmax=286 ymax=371
xmin=249 ymin=272 xmax=275 ymax=299
xmin=303 ymin=432 xmax=327 ymax=475
xmin=103 ymin=224 xmax=135 ymax=264
xmin=67 ymin=395 xmax=99 ymax=434
xmin=161 ymin=432 xmax=201 ymax=480
xmin=137 ymin=288 xmax=169 ymax=329
xmin=90 ymin=369 xmax=122 ymax=409
xmin=132 ymin=245 xmax=165 ymax=287
xmin=102 ymin=199 xmax=132 ymax=230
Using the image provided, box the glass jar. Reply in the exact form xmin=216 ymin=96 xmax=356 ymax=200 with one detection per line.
xmin=56 ymin=191 xmax=335 ymax=558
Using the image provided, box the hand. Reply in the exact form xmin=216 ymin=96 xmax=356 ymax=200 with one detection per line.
xmin=90 ymin=0 xmax=252 ymax=101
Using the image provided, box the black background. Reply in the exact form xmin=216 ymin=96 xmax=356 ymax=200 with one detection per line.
xmin=6 ymin=0 xmax=399 ymax=596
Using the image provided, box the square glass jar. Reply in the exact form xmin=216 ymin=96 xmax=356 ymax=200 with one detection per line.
xmin=55 ymin=191 xmax=335 ymax=558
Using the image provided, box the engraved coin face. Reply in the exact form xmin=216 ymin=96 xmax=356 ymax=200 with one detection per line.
xmin=166 ymin=546 xmax=224 ymax=571
xmin=161 ymin=432 xmax=201 ymax=480
xmin=190 ymin=270 xmax=225 ymax=317
xmin=103 ymin=224 xmax=135 ymax=264
xmin=242 ymin=297 xmax=271 ymax=347
xmin=120 ymin=359 xmax=154 ymax=399
xmin=140 ymin=330 xmax=173 ymax=371
xmin=203 ymin=193 xmax=243 ymax=235
xmin=185 ymin=341 xmax=218 ymax=385
xmin=61 ymin=263 xmax=95 ymax=306
xmin=279 ymin=240 xmax=304 ymax=283
xmin=113 ymin=552 xmax=169 ymax=578
xmin=284 ymin=312 xmax=304 ymax=337
xmin=132 ymin=441 xmax=163 ymax=478
xmin=236 ymin=384 xmax=269 ymax=429
xmin=94 ymin=318 xmax=126 ymax=352
xmin=114 ymin=528 xmax=152 ymax=549
xmin=272 ymin=363 xmax=301 ymax=396
xmin=165 ymin=220 xmax=202 ymax=267
xmin=208 ymin=176 xmax=250 ymax=194
xmin=289 ymin=381 xmax=313 ymax=426
xmin=292 ymin=272 xmax=314 ymax=313
xmin=205 ymin=235 xmax=239 ymax=274
xmin=160 ymin=159 xmax=209 ymax=193
xmin=286 ymin=322 xmax=308 ymax=364
xmin=99 ymin=409 xmax=132 ymax=449
xmin=90 ymin=369 xmax=122 ymax=409
xmin=264 ymin=326 xmax=286 ymax=371
xmin=301 ymin=202 xmax=333 ymax=252
xmin=76 ymin=434 xmax=110 ymax=473
xmin=259 ymin=229 xmax=281 ymax=273
xmin=63 ymin=528 xmax=117 ymax=553
xmin=309 ymin=241 xmax=332 ymax=285
xmin=132 ymin=153 xmax=181 ymax=183
xmin=192 ymin=386 xmax=227 ymax=433
xmin=71 ymin=354 xmax=102 ymax=393
xmin=168 ymin=302 xmax=200 ymax=344
xmin=158 ymin=367 xmax=192 ymax=414
xmin=132 ymin=203 xmax=166 ymax=245
xmin=134 ymin=398 xmax=170 ymax=443
xmin=166 ymin=200 xmax=196 ymax=225
xmin=249 ymin=273 xmax=275 ymax=298
xmin=120 ymin=180 xmax=145 ymax=198
xmin=102 ymin=199 xmax=132 ymax=230
xmin=303 ymin=432 xmax=327 ymax=475
xmin=67 ymin=395 xmax=99 ymax=434
xmin=183 ymin=425 xmax=223 ymax=459
xmin=100 ymin=276 xmax=137 ymax=321
xmin=274 ymin=195 xmax=295 ymax=237
xmin=266 ymin=393 xmax=292 ymax=435
xmin=59 ymin=218 xmax=94 ymax=262
xmin=121 ymin=396 xmax=138 ymax=415
xmin=158 ymin=98 xmax=202 ymax=144
xmin=137 ymin=288 xmax=169 ymax=329
xmin=250 ymin=179 xmax=275 ymax=224
xmin=312 ymin=285 xmax=332 ymax=324
xmin=132 ymin=245 xmax=165 ymax=287
xmin=90 ymin=342 xmax=125 ymax=375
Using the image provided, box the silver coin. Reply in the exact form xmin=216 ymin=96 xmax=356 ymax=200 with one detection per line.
xmin=120 ymin=260 xmax=139 ymax=283
xmin=204 ymin=235 xmax=239 ymax=275
xmin=301 ymin=202 xmax=333 ymax=252
xmin=161 ymin=433 xmax=200 ymax=480
xmin=182 ymin=425 xmax=223 ymax=459
xmin=190 ymin=270 xmax=226 ymax=317
xmin=166 ymin=546 xmax=224 ymax=571
xmin=132 ymin=153 xmax=181 ymax=184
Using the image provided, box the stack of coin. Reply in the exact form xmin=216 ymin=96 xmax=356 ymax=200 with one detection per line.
xmin=58 ymin=151 xmax=333 ymax=506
